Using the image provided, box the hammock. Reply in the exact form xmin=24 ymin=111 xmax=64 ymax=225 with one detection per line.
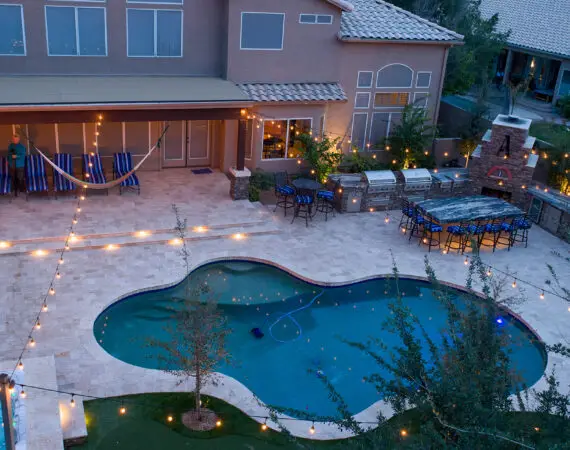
xmin=29 ymin=125 xmax=169 ymax=190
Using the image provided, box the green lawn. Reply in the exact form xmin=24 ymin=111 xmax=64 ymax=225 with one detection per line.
xmin=76 ymin=393 xmax=349 ymax=449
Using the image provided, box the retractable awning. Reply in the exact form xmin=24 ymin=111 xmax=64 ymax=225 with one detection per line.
xmin=0 ymin=76 xmax=252 ymax=111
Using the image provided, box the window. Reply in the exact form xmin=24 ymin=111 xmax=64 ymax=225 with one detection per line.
xmin=350 ymin=113 xmax=368 ymax=150
xmin=374 ymin=92 xmax=409 ymax=108
xmin=0 ymin=5 xmax=26 ymax=56
xmin=413 ymin=92 xmax=428 ymax=108
xmin=416 ymin=71 xmax=431 ymax=88
xmin=262 ymin=118 xmax=312 ymax=159
xmin=559 ymin=70 xmax=570 ymax=97
xmin=299 ymin=14 xmax=333 ymax=24
xmin=368 ymin=112 xmax=389 ymax=147
xmin=354 ymin=92 xmax=370 ymax=109
xmin=45 ymin=6 xmax=107 ymax=56
xmin=127 ymin=9 xmax=182 ymax=57
xmin=241 ymin=12 xmax=284 ymax=50
xmin=357 ymin=71 xmax=373 ymax=88
xmin=377 ymin=64 xmax=413 ymax=88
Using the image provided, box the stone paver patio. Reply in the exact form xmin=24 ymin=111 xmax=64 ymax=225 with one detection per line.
xmin=1 ymin=169 xmax=569 ymax=447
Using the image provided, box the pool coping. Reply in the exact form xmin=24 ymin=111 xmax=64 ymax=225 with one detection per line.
xmin=88 ymin=256 xmax=551 ymax=440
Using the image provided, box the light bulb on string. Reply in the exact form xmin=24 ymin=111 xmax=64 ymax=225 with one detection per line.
xmin=261 ymin=418 xmax=268 ymax=432
xmin=49 ymin=287 xmax=55 ymax=296
xmin=167 ymin=415 xmax=173 ymax=423
xmin=17 ymin=361 xmax=24 ymax=370
xmin=20 ymin=389 xmax=26 ymax=399
xmin=29 ymin=337 xmax=35 ymax=347
xmin=59 ymin=257 xmax=64 ymax=265
xmin=464 ymin=257 xmax=469 ymax=265
xmin=486 ymin=268 xmax=492 ymax=277
xmin=70 ymin=396 xmax=76 ymax=407
xmin=56 ymin=272 xmax=61 ymax=279
xmin=216 ymin=419 xmax=222 ymax=428
xmin=512 ymin=279 xmax=517 ymax=288
xmin=540 ymin=291 xmax=545 ymax=300
xmin=42 ymin=302 xmax=48 ymax=312
xmin=35 ymin=321 xmax=41 ymax=330
xmin=309 ymin=421 xmax=316 ymax=435
xmin=119 ymin=405 xmax=127 ymax=415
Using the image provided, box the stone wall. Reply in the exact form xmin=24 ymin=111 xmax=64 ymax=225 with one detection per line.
xmin=228 ymin=167 xmax=250 ymax=200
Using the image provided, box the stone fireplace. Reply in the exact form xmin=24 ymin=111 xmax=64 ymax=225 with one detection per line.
xmin=469 ymin=114 xmax=538 ymax=208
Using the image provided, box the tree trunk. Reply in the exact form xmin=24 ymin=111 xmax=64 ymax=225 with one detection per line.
xmin=195 ymin=366 xmax=201 ymax=421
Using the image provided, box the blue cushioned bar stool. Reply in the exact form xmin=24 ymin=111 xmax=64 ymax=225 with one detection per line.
xmin=479 ymin=218 xmax=503 ymax=252
xmin=398 ymin=198 xmax=415 ymax=233
xmin=291 ymin=190 xmax=315 ymax=227
xmin=419 ymin=215 xmax=442 ymax=252
xmin=500 ymin=215 xmax=531 ymax=250
xmin=461 ymin=221 xmax=484 ymax=253
xmin=408 ymin=207 xmax=425 ymax=242
xmin=316 ymin=189 xmax=335 ymax=221
xmin=273 ymin=171 xmax=295 ymax=216
xmin=445 ymin=222 xmax=467 ymax=254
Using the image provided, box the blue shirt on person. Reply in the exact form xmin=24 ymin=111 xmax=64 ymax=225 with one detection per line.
xmin=8 ymin=143 xmax=26 ymax=168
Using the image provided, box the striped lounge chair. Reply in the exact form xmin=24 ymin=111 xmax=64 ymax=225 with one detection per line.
xmin=25 ymin=154 xmax=49 ymax=199
xmin=83 ymin=153 xmax=108 ymax=195
xmin=53 ymin=153 xmax=76 ymax=198
xmin=0 ymin=157 xmax=12 ymax=197
xmin=113 ymin=152 xmax=140 ymax=195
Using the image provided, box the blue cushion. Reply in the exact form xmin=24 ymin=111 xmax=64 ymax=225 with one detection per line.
xmin=447 ymin=225 xmax=465 ymax=234
xmin=317 ymin=190 xmax=334 ymax=200
xmin=414 ymin=216 xmax=425 ymax=224
xmin=120 ymin=173 xmax=139 ymax=187
xmin=484 ymin=223 xmax=501 ymax=233
xmin=466 ymin=224 xmax=484 ymax=234
xmin=295 ymin=195 xmax=313 ymax=205
xmin=83 ymin=154 xmax=107 ymax=185
xmin=0 ymin=175 xmax=11 ymax=195
xmin=514 ymin=219 xmax=531 ymax=229
xmin=402 ymin=207 xmax=415 ymax=217
xmin=425 ymin=222 xmax=442 ymax=232
xmin=277 ymin=185 xmax=295 ymax=195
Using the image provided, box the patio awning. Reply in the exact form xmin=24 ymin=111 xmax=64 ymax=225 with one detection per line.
xmin=0 ymin=76 xmax=252 ymax=111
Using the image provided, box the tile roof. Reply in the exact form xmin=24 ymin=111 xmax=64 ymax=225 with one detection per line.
xmin=326 ymin=0 xmax=354 ymax=12
xmin=480 ymin=0 xmax=570 ymax=59
xmin=237 ymin=82 xmax=347 ymax=103
xmin=340 ymin=0 xmax=463 ymax=43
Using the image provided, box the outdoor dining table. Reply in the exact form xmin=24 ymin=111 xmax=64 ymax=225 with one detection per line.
xmin=292 ymin=178 xmax=323 ymax=192
xmin=414 ymin=195 xmax=524 ymax=224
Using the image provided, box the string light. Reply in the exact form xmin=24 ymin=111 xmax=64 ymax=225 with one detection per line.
xmin=400 ymin=429 xmax=408 ymax=437
xmin=70 ymin=396 xmax=76 ymax=408
xmin=20 ymin=389 xmax=26 ymax=399
xmin=119 ymin=405 xmax=127 ymax=415
xmin=512 ymin=279 xmax=517 ymax=288
xmin=35 ymin=321 xmax=41 ymax=330
xmin=28 ymin=338 xmax=35 ymax=347
xmin=49 ymin=287 xmax=55 ymax=295
xmin=17 ymin=361 xmax=24 ymax=370
xmin=56 ymin=272 xmax=61 ymax=279
xmin=42 ymin=302 xmax=48 ymax=312
xmin=167 ymin=415 xmax=173 ymax=422
xmin=216 ymin=419 xmax=222 ymax=427
xmin=261 ymin=418 xmax=268 ymax=431
xmin=540 ymin=291 xmax=545 ymax=300
xmin=309 ymin=421 xmax=316 ymax=434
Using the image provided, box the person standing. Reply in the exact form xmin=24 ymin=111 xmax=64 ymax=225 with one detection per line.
xmin=8 ymin=134 xmax=26 ymax=195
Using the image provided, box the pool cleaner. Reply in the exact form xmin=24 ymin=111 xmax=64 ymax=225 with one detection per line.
xmin=250 ymin=327 xmax=264 ymax=338
xmin=258 ymin=290 xmax=324 ymax=343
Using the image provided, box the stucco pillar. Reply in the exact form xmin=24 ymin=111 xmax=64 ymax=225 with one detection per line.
xmin=236 ymin=119 xmax=247 ymax=171
xmin=503 ymin=49 xmax=513 ymax=85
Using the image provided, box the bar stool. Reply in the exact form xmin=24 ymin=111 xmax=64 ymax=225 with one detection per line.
xmin=398 ymin=198 xmax=415 ymax=233
xmin=419 ymin=215 xmax=442 ymax=253
xmin=408 ymin=207 xmax=425 ymax=242
xmin=462 ymin=221 xmax=484 ymax=254
xmin=445 ymin=222 xmax=467 ymax=254
xmin=480 ymin=218 xmax=503 ymax=252
xmin=316 ymin=189 xmax=335 ymax=221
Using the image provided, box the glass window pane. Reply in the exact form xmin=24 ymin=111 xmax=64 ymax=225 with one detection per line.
xmin=351 ymin=113 xmax=368 ymax=150
xmin=369 ymin=113 xmax=389 ymax=147
xmin=157 ymin=10 xmax=182 ymax=57
xmin=127 ymin=9 xmax=155 ymax=56
xmin=0 ymin=5 xmax=25 ymax=55
xmin=316 ymin=15 xmax=332 ymax=24
xmin=388 ymin=113 xmax=402 ymax=136
xmin=559 ymin=70 xmax=570 ymax=96
xmin=355 ymin=92 xmax=370 ymax=108
xmin=189 ymin=120 xmax=208 ymax=158
xmin=413 ymin=93 xmax=428 ymax=108
xmin=262 ymin=120 xmax=287 ymax=159
xmin=417 ymin=72 xmax=431 ymax=88
xmin=77 ymin=8 xmax=106 ymax=56
xmin=241 ymin=13 xmax=284 ymax=50
xmin=377 ymin=64 xmax=413 ymax=88
xmin=287 ymin=119 xmax=312 ymax=158
xmin=46 ymin=6 xmax=77 ymax=56
xmin=299 ymin=14 xmax=316 ymax=23
xmin=374 ymin=92 xmax=409 ymax=107
xmin=357 ymin=71 xmax=373 ymax=88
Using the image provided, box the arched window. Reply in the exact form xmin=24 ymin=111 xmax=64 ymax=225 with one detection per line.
xmin=376 ymin=64 xmax=413 ymax=88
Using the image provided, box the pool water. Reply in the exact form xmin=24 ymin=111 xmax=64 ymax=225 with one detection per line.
xmin=94 ymin=260 xmax=546 ymax=417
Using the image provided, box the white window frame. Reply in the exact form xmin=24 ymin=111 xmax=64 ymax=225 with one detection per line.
xmin=416 ymin=71 xmax=432 ymax=88
xmin=299 ymin=14 xmax=333 ymax=24
xmin=126 ymin=8 xmax=183 ymax=58
xmin=376 ymin=63 xmax=414 ymax=89
xmin=44 ymin=5 xmax=108 ymax=57
xmin=373 ymin=91 xmax=411 ymax=109
xmin=260 ymin=117 xmax=313 ymax=161
xmin=356 ymin=70 xmax=373 ymax=89
xmin=0 ymin=4 xmax=26 ymax=56
xmin=413 ymin=92 xmax=429 ymax=108
xmin=240 ymin=12 xmax=285 ymax=51
xmin=354 ymin=92 xmax=371 ymax=109
xmin=386 ymin=112 xmax=401 ymax=137
xmin=350 ymin=112 xmax=368 ymax=150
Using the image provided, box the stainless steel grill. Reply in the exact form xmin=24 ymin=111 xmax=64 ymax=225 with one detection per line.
xmin=401 ymin=168 xmax=432 ymax=192
xmin=363 ymin=170 xmax=397 ymax=194
xmin=431 ymin=168 xmax=470 ymax=191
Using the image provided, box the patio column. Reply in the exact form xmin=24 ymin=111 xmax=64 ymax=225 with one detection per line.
xmin=236 ymin=118 xmax=246 ymax=171
xmin=0 ymin=374 xmax=15 ymax=450
xmin=503 ymin=49 xmax=513 ymax=85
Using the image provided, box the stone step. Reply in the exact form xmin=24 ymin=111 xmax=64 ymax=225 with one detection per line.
xmin=0 ymin=220 xmax=281 ymax=256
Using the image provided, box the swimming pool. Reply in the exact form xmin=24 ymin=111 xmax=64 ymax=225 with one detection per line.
xmin=94 ymin=260 xmax=546 ymax=417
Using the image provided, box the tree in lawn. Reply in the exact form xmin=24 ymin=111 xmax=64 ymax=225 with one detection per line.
xmin=151 ymin=205 xmax=231 ymax=429
xmin=386 ymin=104 xmax=435 ymax=170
